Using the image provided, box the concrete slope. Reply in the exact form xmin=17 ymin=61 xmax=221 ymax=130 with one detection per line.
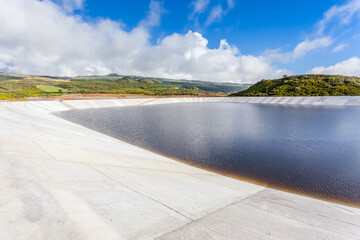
xmin=0 ymin=97 xmax=360 ymax=240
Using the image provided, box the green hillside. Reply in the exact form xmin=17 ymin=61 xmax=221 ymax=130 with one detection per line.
xmin=230 ymin=75 xmax=360 ymax=97
xmin=0 ymin=73 xmax=251 ymax=100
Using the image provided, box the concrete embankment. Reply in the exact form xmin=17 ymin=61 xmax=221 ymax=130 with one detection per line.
xmin=1 ymin=97 xmax=360 ymax=240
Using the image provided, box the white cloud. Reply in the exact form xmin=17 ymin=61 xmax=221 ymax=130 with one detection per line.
xmin=227 ymin=0 xmax=235 ymax=9
xmin=293 ymin=37 xmax=332 ymax=58
xmin=134 ymin=33 xmax=290 ymax=82
xmin=189 ymin=0 xmax=210 ymax=18
xmin=265 ymin=1 xmax=359 ymax=65
xmin=317 ymin=0 xmax=360 ymax=34
xmin=308 ymin=57 xmax=360 ymax=76
xmin=0 ymin=0 xmax=289 ymax=83
xmin=139 ymin=0 xmax=166 ymax=28
xmin=205 ymin=0 xmax=235 ymax=26
xmin=332 ymin=43 xmax=348 ymax=53
xmin=205 ymin=5 xmax=223 ymax=26
xmin=264 ymin=37 xmax=332 ymax=63
xmin=57 ymin=0 xmax=85 ymax=12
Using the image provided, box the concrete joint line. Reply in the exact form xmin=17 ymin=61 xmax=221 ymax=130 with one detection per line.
xmin=157 ymin=189 xmax=268 ymax=238
xmin=83 ymin=163 xmax=194 ymax=222
xmin=33 ymin=141 xmax=58 ymax=161
xmin=138 ymin=98 xmax=157 ymax=106
xmin=239 ymin=197 xmax=359 ymax=237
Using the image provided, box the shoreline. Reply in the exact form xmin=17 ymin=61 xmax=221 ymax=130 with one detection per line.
xmin=1 ymin=97 xmax=360 ymax=239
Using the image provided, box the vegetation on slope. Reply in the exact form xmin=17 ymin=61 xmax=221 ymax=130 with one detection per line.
xmin=230 ymin=75 xmax=360 ymax=97
xmin=0 ymin=73 xmax=250 ymax=100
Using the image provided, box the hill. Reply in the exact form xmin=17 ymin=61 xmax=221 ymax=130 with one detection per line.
xmin=0 ymin=73 xmax=251 ymax=100
xmin=230 ymin=75 xmax=360 ymax=97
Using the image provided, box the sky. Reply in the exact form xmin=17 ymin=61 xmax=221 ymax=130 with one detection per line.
xmin=0 ymin=0 xmax=359 ymax=83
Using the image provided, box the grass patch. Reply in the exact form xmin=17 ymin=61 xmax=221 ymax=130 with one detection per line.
xmin=37 ymin=85 xmax=69 ymax=93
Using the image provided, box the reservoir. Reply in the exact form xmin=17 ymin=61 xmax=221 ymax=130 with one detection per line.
xmin=56 ymin=102 xmax=360 ymax=206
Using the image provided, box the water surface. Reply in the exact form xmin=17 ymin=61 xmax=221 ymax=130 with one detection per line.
xmin=56 ymin=103 xmax=360 ymax=206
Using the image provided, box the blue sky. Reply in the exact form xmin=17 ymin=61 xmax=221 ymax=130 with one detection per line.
xmin=0 ymin=0 xmax=359 ymax=83
xmin=83 ymin=0 xmax=339 ymax=49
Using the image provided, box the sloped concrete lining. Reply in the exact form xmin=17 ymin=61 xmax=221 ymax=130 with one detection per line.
xmin=0 ymin=97 xmax=360 ymax=240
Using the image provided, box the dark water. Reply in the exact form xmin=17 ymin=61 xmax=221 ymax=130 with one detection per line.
xmin=56 ymin=103 xmax=360 ymax=206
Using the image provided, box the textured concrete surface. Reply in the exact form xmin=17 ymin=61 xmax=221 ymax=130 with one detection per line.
xmin=1 ymin=97 xmax=360 ymax=240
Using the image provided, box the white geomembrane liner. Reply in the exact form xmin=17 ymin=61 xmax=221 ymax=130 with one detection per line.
xmin=1 ymin=97 xmax=360 ymax=240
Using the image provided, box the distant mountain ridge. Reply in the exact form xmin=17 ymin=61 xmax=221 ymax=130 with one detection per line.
xmin=230 ymin=75 xmax=360 ymax=97
xmin=0 ymin=73 xmax=251 ymax=100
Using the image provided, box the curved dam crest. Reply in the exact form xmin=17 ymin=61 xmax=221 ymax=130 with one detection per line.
xmin=1 ymin=96 xmax=360 ymax=240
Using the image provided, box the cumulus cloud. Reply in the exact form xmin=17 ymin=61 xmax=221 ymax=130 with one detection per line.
xmin=136 ymin=33 xmax=290 ymax=82
xmin=308 ymin=57 xmax=360 ymax=76
xmin=0 ymin=0 xmax=289 ymax=83
xmin=317 ymin=0 xmax=360 ymax=34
